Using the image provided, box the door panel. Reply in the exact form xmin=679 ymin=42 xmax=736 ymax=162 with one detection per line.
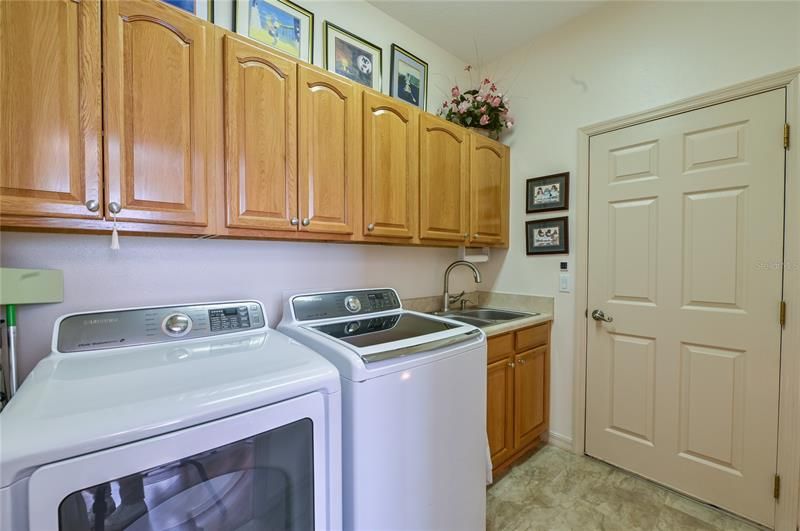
xmin=514 ymin=346 xmax=548 ymax=449
xmin=362 ymin=92 xmax=418 ymax=239
xmin=104 ymin=0 xmax=211 ymax=226
xmin=223 ymin=34 xmax=297 ymax=231
xmin=0 ymin=0 xmax=102 ymax=219
xmin=487 ymin=357 xmax=514 ymax=466
xmin=419 ymin=115 xmax=469 ymax=243
xmin=298 ymin=66 xmax=359 ymax=235
xmin=586 ymin=89 xmax=786 ymax=526
xmin=469 ymin=135 xmax=508 ymax=245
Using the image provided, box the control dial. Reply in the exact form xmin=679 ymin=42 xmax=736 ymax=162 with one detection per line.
xmin=162 ymin=313 xmax=192 ymax=337
xmin=344 ymin=296 xmax=362 ymax=313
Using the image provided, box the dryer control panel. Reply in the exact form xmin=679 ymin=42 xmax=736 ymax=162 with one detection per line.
xmin=57 ymin=301 xmax=266 ymax=353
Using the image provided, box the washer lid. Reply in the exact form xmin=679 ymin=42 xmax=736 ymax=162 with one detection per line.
xmin=0 ymin=329 xmax=339 ymax=488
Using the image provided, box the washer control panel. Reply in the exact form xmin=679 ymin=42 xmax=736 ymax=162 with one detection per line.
xmin=292 ymin=289 xmax=401 ymax=321
xmin=57 ymin=301 xmax=266 ymax=353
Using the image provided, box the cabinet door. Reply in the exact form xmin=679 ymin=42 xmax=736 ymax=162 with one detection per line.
xmin=469 ymin=135 xmax=509 ymax=245
xmin=298 ymin=66 xmax=359 ymax=235
xmin=0 ymin=0 xmax=102 ymax=219
xmin=487 ymin=356 xmax=515 ymax=467
xmin=104 ymin=0 xmax=211 ymax=226
xmin=513 ymin=346 xmax=549 ymax=450
xmin=419 ymin=115 xmax=469 ymax=243
xmin=223 ymin=34 xmax=297 ymax=231
xmin=362 ymin=92 xmax=418 ymax=239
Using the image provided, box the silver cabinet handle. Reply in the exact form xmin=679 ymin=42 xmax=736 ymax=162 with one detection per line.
xmin=290 ymin=217 xmax=299 ymax=226
xmin=507 ymin=361 xmax=515 ymax=368
xmin=463 ymin=232 xmax=469 ymax=239
xmin=301 ymin=218 xmax=310 ymax=226
xmin=108 ymin=202 xmax=121 ymax=214
xmin=518 ymin=358 xmax=526 ymax=365
xmin=367 ymin=223 xmax=375 ymax=231
xmin=473 ymin=233 xmax=479 ymax=238
xmin=591 ymin=309 xmax=613 ymax=323
xmin=85 ymin=199 xmax=100 ymax=212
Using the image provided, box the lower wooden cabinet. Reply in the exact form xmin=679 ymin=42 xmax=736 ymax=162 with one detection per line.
xmin=487 ymin=322 xmax=551 ymax=475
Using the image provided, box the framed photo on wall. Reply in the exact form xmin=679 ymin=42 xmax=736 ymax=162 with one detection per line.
xmin=161 ymin=0 xmax=210 ymax=20
xmin=526 ymin=172 xmax=569 ymax=213
xmin=235 ymin=0 xmax=314 ymax=62
xmin=324 ymin=21 xmax=382 ymax=91
xmin=526 ymin=217 xmax=569 ymax=255
xmin=390 ymin=44 xmax=428 ymax=110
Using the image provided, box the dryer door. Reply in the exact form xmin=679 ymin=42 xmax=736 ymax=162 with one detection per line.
xmin=28 ymin=392 xmax=335 ymax=530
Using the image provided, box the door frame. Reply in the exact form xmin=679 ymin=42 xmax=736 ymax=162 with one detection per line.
xmin=572 ymin=67 xmax=800 ymax=530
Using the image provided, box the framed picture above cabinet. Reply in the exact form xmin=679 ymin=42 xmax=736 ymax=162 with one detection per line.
xmin=390 ymin=44 xmax=428 ymax=110
xmin=324 ymin=21 xmax=382 ymax=91
xmin=526 ymin=172 xmax=569 ymax=213
xmin=236 ymin=0 xmax=314 ymax=61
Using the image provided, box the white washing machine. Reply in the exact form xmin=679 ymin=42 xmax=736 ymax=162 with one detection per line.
xmin=0 ymin=301 xmax=341 ymax=531
xmin=278 ymin=288 xmax=487 ymax=531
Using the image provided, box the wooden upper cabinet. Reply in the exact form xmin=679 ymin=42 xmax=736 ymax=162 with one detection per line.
xmin=298 ymin=66 xmax=360 ymax=235
xmin=419 ymin=115 xmax=469 ymax=243
xmin=0 ymin=0 xmax=102 ymax=219
xmin=470 ymin=134 xmax=509 ymax=246
xmin=222 ymin=33 xmax=297 ymax=231
xmin=362 ymin=91 xmax=418 ymax=239
xmin=103 ymin=0 xmax=211 ymax=226
xmin=514 ymin=345 xmax=549 ymax=450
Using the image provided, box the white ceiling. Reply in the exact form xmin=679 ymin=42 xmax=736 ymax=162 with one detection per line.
xmin=368 ymin=1 xmax=601 ymax=65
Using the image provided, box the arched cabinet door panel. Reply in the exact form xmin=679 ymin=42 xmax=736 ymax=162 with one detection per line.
xmin=469 ymin=134 xmax=509 ymax=246
xmin=0 ymin=0 xmax=102 ymax=219
xmin=104 ymin=0 xmax=212 ymax=226
xmin=419 ymin=115 xmax=470 ymax=244
xmin=362 ymin=91 xmax=418 ymax=239
xmin=298 ymin=66 xmax=360 ymax=235
xmin=223 ymin=34 xmax=297 ymax=231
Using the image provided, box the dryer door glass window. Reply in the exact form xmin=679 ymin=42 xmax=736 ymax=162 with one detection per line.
xmin=57 ymin=418 xmax=314 ymax=531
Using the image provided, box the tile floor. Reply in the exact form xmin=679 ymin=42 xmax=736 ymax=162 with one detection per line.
xmin=486 ymin=445 xmax=764 ymax=531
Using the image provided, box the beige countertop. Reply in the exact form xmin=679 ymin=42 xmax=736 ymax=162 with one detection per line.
xmin=402 ymin=291 xmax=554 ymax=337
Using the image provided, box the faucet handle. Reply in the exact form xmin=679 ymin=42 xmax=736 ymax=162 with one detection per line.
xmin=448 ymin=291 xmax=466 ymax=304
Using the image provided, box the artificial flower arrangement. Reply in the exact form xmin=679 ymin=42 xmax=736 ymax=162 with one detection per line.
xmin=438 ymin=65 xmax=514 ymax=140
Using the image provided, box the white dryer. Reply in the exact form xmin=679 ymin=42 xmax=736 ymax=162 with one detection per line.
xmin=0 ymin=301 xmax=341 ymax=531
xmin=278 ymin=288 xmax=487 ymax=531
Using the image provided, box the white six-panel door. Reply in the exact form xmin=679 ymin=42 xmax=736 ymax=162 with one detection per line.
xmin=586 ymin=89 xmax=786 ymax=526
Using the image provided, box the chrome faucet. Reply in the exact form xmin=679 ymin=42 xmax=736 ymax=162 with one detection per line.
xmin=442 ymin=260 xmax=482 ymax=312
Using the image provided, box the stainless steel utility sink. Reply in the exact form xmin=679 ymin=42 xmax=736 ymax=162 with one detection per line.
xmin=431 ymin=307 xmax=538 ymax=328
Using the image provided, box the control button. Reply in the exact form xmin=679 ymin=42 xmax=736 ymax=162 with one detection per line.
xmin=344 ymin=321 xmax=361 ymax=334
xmin=344 ymin=296 xmax=362 ymax=313
xmin=162 ymin=313 xmax=192 ymax=337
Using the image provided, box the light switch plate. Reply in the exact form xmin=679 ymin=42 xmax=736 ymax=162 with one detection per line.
xmin=559 ymin=272 xmax=570 ymax=293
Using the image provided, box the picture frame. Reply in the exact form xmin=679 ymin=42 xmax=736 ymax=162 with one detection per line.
xmin=526 ymin=217 xmax=569 ymax=255
xmin=526 ymin=172 xmax=569 ymax=213
xmin=324 ymin=21 xmax=382 ymax=91
xmin=161 ymin=0 xmax=210 ymax=20
xmin=390 ymin=44 xmax=428 ymax=110
xmin=235 ymin=0 xmax=314 ymax=62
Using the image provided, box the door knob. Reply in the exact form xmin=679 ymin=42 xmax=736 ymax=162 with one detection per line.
xmin=301 ymin=218 xmax=310 ymax=226
xmin=591 ymin=309 xmax=613 ymax=323
xmin=108 ymin=202 xmax=121 ymax=215
xmin=290 ymin=217 xmax=299 ymax=226
xmin=85 ymin=199 xmax=100 ymax=212
xmin=507 ymin=361 xmax=515 ymax=368
xmin=367 ymin=223 xmax=375 ymax=231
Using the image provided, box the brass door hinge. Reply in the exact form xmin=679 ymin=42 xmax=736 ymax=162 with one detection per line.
xmin=774 ymin=474 xmax=781 ymax=499
xmin=785 ymin=123 xmax=790 ymax=150
xmin=780 ymin=301 xmax=786 ymax=327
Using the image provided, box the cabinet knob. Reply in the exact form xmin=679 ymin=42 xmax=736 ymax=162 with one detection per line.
xmin=85 ymin=199 xmax=100 ymax=212
xmin=367 ymin=223 xmax=375 ymax=232
xmin=108 ymin=202 xmax=121 ymax=215
xmin=463 ymin=233 xmax=469 ymax=239
xmin=473 ymin=233 xmax=480 ymax=238
xmin=507 ymin=361 xmax=515 ymax=368
xmin=301 ymin=218 xmax=310 ymax=226
xmin=518 ymin=358 xmax=526 ymax=365
xmin=290 ymin=217 xmax=299 ymax=226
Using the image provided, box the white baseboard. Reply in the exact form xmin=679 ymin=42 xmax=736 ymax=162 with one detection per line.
xmin=546 ymin=431 xmax=574 ymax=451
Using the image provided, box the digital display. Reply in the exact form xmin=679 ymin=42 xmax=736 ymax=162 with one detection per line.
xmin=223 ymin=307 xmax=237 ymax=316
xmin=209 ymin=306 xmax=250 ymax=332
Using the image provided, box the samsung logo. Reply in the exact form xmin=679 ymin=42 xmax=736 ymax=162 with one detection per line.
xmin=83 ymin=317 xmax=119 ymax=326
